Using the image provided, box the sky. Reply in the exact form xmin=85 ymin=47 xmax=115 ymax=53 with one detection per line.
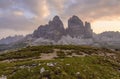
xmin=0 ymin=0 xmax=120 ymax=39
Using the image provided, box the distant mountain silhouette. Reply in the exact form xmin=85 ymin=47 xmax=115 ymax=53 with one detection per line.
xmin=0 ymin=35 xmax=24 ymax=44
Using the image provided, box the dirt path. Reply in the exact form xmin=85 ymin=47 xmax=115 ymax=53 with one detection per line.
xmin=40 ymin=52 xmax=58 ymax=60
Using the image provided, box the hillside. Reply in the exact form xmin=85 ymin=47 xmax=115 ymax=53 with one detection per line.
xmin=0 ymin=45 xmax=120 ymax=79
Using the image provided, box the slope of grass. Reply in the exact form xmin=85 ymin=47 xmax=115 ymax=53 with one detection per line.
xmin=0 ymin=56 xmax=120 ymax=79
xmin=0 ymin=45 xmax=117 ymax=60
xmin=0 ymin=45 xmax=119 ymax=79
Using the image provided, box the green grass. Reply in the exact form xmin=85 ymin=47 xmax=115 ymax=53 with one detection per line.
xmin=0 ymin=56 xmax=119 ymax=79
xmin=0 ymin=45 xmax=120 ymax=79
xmin=0 ymin=45 xmax=117 ymax=61
xmin=0 ymin=46 xmax=54 ymax=60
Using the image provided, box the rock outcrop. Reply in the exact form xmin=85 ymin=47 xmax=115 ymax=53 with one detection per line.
xmin=66 ymin=15 xmax=85 ymax=38
xmin=33 ymin=15 xmax=93 ymax=42
xmin=66 ymin=15 xmax=93 ymax=38
xmin=84 ymin=22 xmax=93 ymax=38
xmin=33 ymin=16 xmax=65 ymax=41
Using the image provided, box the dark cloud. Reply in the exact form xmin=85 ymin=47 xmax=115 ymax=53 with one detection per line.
xmin=0 ymin=0 xmax=120 ymax=38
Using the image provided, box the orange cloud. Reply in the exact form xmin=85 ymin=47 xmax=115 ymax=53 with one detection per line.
xmin=13 ymin=11 xmax=24 ymax=16
xmin=42 ymin=0 xmax=50 ymax=18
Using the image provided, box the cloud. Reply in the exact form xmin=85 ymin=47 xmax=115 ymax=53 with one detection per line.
xmin=0 ymin=0 xmax=120 ymax=38
xmin=0 ymin=0 xmax=13 ymax=9
xmin=0 ymin=0 xmax=50 ymax=31
xmin=13 ymin=11 xmax=24 ymax=16
xmin=63 ymin=0 xmax=120 ymax=21
xmin=0 ymin=28 xmax=29 ymax=39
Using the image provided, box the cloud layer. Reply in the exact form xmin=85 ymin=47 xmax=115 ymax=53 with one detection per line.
xmin=0 ymin=0 xmax=120 ymax=38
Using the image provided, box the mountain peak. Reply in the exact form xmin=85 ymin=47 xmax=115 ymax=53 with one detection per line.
xmin=68 ymin=15 xmax=83 ymax=27
xmin=53 ymin=15 xmax=60 ymax=21
xmin=70 ymin=15 xmax=82 ymax=22
xmin=67 ymin=15 xmax=85 ymax=37
xmin=71 ymin=15 xmax=80 ymax=19
xmin=85 ymin=21 xmax=91 ymax=28
xmin=33 ymin=15 xmax=65 ymax=41
xmin=33 ymin=15 xmax=93 ymax=41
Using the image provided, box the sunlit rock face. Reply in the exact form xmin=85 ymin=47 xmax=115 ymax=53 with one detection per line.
xmin=33 ymin=16 xmax=65 ymax=41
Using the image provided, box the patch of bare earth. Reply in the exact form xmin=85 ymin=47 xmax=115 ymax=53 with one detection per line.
xmin=40 ymin=52 xmax=58 ymax=60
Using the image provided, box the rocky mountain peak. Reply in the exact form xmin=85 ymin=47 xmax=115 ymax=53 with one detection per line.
xmin=49 ymin=15 xmax=64 ymax=29
xmin=53 ymin=15 xmax=60 ymax=21
xmin=33 ymin=15 xmax=65 ymax=41
xmin=84 ymin=21 xmax=93 ymax=38
xmin=1 ymin=16 xmax=120 ymax=49
xmin=85 ymin=21 xmax=91 ymax=28
xmin=33 ymin=15 xmax=93 ymax=41
xmin=67 ymin=15 xmax=91 ymax=38
xmin=68 ymin=15 xmax=84 ymax=28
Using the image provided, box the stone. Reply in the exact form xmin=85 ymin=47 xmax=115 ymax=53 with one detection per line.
xmin=66 ymin=64 xmax=70 ymax=66
xmin=40 ymin=67 xmax=45 ymax=73
xmin=76 ymin=72 xmax=80 ymax=75
xmin=0 ymin=75 xmax=7 ymax=79
xmin=47 ymin=62 xmax=54 ymax=67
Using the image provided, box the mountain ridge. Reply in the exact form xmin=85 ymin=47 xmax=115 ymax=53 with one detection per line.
xmin=33 ymin=15 xmax=93 ymax=41
xmin=0 ymin=15 xmax=120 ymax=50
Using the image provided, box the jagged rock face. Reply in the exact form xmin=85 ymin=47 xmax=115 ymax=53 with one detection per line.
xmin=33 ymin=16 xmax=65 ymax=41
xmin=84 ymin=22 xmax=93 ymax=38
xmin=68 ymin=15 xmax=84 ymax=28
xmin=67 ymin=15 xmax=93 ymax=38
xmin=33 ymin=15 xmax=93 ymax=42
xmin=67 ymin=15 xmax=85 ymax=38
